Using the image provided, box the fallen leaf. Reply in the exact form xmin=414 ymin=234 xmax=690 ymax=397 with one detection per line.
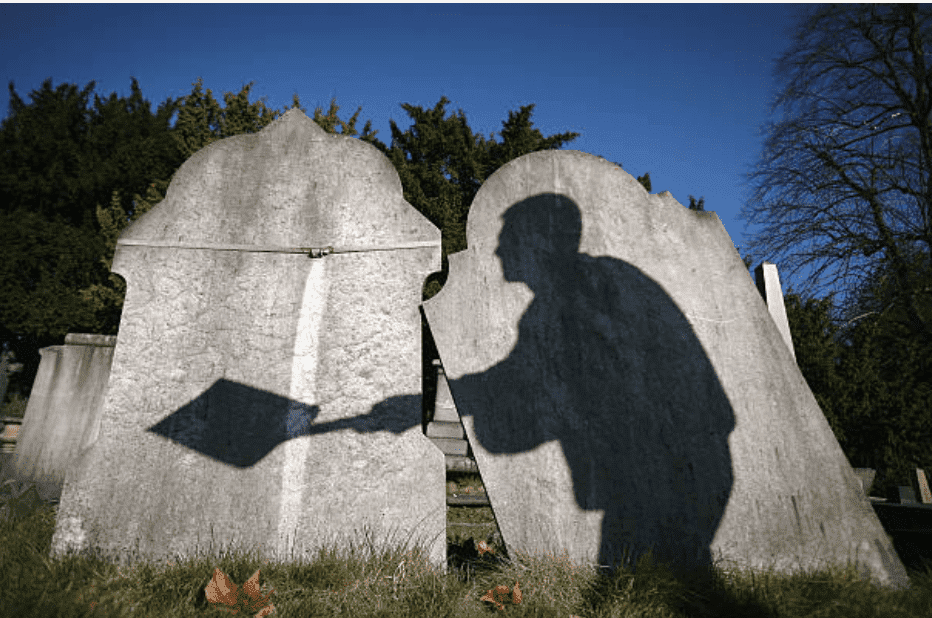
xmin=477 ymin=540 xmax=494 ymax=556
xmin=241 ymin=570 xmax=276 ymax=612
xmin=480 ymin=582 xmax=522 ymax=610
xmin=480 ymin=588 xmax=504 ymax=611
xmin=205 ymin=568 xmax=239 ymax=608
xmin=255 ymin=605 xmax=275 ymax=618
xmin=206 ymin=568 xmax=275 ymax=617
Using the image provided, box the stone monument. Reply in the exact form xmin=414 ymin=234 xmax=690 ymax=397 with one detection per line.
xmin=51 ymin=109 xmax=446 ymax=570
xmin=0 ymin=334 xmax=116 ymax=503
xmin=422 ymin=150 xmax=909 ymax=589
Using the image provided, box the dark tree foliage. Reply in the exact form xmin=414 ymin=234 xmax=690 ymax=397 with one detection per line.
xmin=364 ymin=97 xmax=582 ymax=299
xmin=784 ymin=292 xmax=848 ymax=441
xmin=786 ymin=277 xmax=932 ymax=493
xmin=834 ymin=313 xmax=932 ymax=492
xmin=687 ymin=195 xmax=705 ymax=211
xmin=0 ymin=78 xmax=185 ymax=401
xmin=0 ymin=77 xmax=183 ymax=228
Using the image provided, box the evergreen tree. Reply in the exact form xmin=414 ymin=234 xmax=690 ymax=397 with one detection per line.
xmin=0 ymin=78 xmax=184 ymax=401
xmin=368 ymin=97 xmax=580 ymax=298
xmin=784 ymin=292 xmax=848 ymax=441
xmin=687 ymin=195 xmax=705 ymax=211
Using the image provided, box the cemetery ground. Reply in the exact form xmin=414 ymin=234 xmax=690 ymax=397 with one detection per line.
xmin=2 ymin=474 xmax=932 ymax=618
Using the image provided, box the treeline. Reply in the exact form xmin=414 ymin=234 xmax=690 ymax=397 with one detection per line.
xmin=0 ymin=77 xmax=670 ymax=408
xmin=785 ymin=272 xmax=932 ymax=493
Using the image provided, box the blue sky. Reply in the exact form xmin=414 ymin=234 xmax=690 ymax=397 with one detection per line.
xmin=1 ymin=3 xmax=812 ymax=290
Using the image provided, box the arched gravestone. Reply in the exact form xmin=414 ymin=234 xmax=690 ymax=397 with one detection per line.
xmin=422 ymin=150 xmax=910 ymax=589
xmin=51 ymin=109 xmax=447 ymax=570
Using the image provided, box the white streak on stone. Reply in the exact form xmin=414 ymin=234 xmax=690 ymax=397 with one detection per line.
xmin=278 ymin=258 xmax=328 ymax=561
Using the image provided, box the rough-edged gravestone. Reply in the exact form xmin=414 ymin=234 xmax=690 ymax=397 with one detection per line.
xmin=0 ymin=334 xmax=116 ymax=503
xmin=51 ymin=109 xmax=446 ymax=571
xmin=422 ymin=150 xmax=910 ymax=589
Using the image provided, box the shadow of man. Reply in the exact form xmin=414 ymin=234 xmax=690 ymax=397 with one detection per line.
xmin=445 ymin=193 xmax=736 ymax=576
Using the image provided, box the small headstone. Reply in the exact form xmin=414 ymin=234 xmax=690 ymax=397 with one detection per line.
xmin=52 ymin=109 xmax=446 ymax=570
xmin=853 ymin=468 xmax=876 ymax=496
xmin=422 ymin=150 xmax=909 ymax=590
xmin=0 ymin=334 xmax=116 ymax=503
xmin=0 ymin=349 xmax=24 ymax=409
xmin=916 ymin=469 xmax=932 ymax=504
xmin=754 ymin=262 xmax=796 ymax=361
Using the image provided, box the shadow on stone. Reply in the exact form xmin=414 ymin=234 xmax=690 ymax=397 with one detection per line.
xmin=438 ymin=193 xmax=734 ymax=576
xmin=149 ymin=378 xmax=425 ymax=468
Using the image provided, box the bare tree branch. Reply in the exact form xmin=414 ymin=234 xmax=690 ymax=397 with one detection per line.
xmin=742 ymin=3 xmax=932 ymax=343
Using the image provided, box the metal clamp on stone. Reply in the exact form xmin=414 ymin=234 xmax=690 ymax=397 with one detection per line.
xmin=308 ymin=246 xmax=333 ymax=259
xmin=115 ymin=239 xmax=438 ymax=257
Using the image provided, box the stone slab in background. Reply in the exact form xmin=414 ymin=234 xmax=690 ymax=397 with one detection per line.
xmin=916 ymin=469 xmax=931 ymax=504
xmin=754 ymin=262 xmax=796 ymax=361
xmin=51 ymin=109 xmax=446 ymax=571
xmin=0 ymin=334 xmax=116 ymax=503
xmin=422 ymin=150 xmax=909 ymax=590
xmin=853 ymin=468 xmax=877 ymax=497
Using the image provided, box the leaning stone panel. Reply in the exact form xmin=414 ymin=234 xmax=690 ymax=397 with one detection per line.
xmin=51 ymin=109 xmax=446 ymax=570
xmin=1 ymin=334 xmax=116 ymax=503
xmin=422 ymin=150 xmax=909 ymax=589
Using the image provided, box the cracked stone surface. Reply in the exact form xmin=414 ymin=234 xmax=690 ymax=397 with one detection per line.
xmin=422 ymin=150 xmax=909 ymax=590
xmin=51 ymin=109 xmax=446 ymax=570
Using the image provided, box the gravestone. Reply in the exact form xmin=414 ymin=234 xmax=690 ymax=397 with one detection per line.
xmin=754 ymin=262 xmax=796 ymax=361
xmin=51 ymin=109 xmax=446 ymax=570
xmin=0 ymin=334 xmax=116 ymax=503
xmin=0 ymin=348 xmax=24 ymax=410
xmin=422 ymin=150 xmax=909 ymax=589
xmin=917 ymin=469 xmax=932 ymax=504
xmin=853 ymin=468 xmax=877 ymax=497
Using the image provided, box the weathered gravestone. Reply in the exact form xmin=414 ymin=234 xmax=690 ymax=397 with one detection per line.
xmin=422 ymin=150 xmax=910 ymax=589
xmin=51 ymin=109 xmax=446 ymax=570
xmin=0 ymin=334 xmax=116 ymax=503
xmin=754 ymin=262 xmax=795 ymax=362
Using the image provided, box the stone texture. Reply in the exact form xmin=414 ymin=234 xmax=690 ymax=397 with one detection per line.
xmin=422 ymin=150 xmax=909 ymax=589
xmin=51 ymin=109 xmax=446 ymax=570
xmin=0 ymin=334 xmax=116 ymax=503
xmin=853 ymin=468 xmax=877 ymax=497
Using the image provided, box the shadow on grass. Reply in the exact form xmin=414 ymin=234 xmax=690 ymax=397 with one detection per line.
xmin=4 ymin=484 xmax=932 ymax=618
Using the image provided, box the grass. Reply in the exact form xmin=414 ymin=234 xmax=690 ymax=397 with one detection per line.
xmin=3 ymin=473 xmax=932 ymax=618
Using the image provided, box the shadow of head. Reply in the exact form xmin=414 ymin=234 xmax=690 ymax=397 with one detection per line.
xmin=495 ymin=194 xmax=582 ymax=289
